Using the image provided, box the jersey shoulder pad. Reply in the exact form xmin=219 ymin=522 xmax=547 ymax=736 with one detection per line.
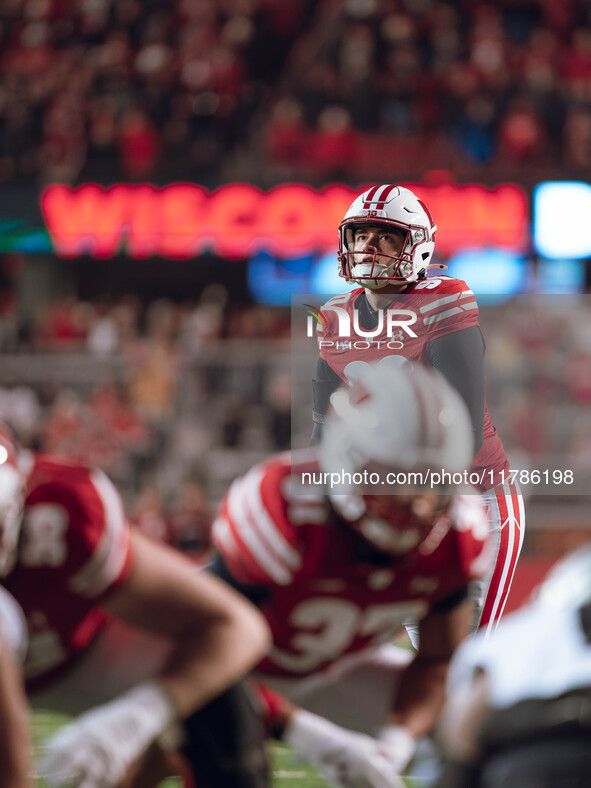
xmin=23 ymin=457 xmax=131 ymax=597
xmin=212 ymin=455 xmax=306 ymax=587
xmin=410 ymin=276 xmax=479 ymax=334
xmin=448 ymin=494 xmax=491 ymax=581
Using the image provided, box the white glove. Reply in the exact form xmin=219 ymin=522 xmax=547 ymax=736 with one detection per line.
xmin=38 ymin=681 xmax=177 ymax=788
xmin=284 ymin=709 xmax=408 ymax=788
xmin=376 ymin=725 xmax=417 ymax=773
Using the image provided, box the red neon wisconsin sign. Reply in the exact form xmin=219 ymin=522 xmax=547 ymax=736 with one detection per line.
xmin=40 ymin=182 xmax=528 ymax=259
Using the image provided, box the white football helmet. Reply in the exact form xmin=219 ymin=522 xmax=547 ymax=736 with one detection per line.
xmin=0 ymin=427 xmax=25 ymax=577
xmin=536 ymin=544 xmax=591 ymax=612
xmin=338 ymin=184 xmax=441 ymax=289
xmin=319 ymin=361 xmax=473 ymax=554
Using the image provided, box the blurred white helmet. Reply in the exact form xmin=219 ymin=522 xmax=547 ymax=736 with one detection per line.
xmin=319 ymin=361 xmax=473 ymax=553
xmin=0 ymin=426 xmax=25 ymax=577
xmin=338 ymin=184 xmax=441 ymax=289
xmin=537 ymin=544 xmax=591 ymax=612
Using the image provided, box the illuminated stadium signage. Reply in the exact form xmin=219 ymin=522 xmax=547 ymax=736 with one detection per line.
xmin=534 ymin=182 xmax=591 ymax=259
xmin=40 ymin=182 xmax=528 ymax=259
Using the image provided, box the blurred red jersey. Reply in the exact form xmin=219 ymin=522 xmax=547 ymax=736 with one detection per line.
xmin=3 ymin=455 xmax=132 ymax=688
xmin=317 ymin=277 xmax=509 ymax=489
xmin=212 ymin=452 xmax=490 ymax=678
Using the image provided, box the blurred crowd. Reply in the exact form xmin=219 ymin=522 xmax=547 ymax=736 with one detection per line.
xmin=0 ymin=288 xmax=293 ymax=555
xmin=264 ymin=0 xmax=591 ymax=181
xmin=3 ymin=0 xmax=591 ymax=187
xmin=0 ymin=0 xmax=314 ymax=185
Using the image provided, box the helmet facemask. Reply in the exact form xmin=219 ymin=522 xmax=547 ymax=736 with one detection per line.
xmin=340 ymin=222 xmax=421 ymax=288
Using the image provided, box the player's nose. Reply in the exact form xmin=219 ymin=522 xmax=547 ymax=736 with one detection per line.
xmin=360 ymin=235 xmax=379 ymax=259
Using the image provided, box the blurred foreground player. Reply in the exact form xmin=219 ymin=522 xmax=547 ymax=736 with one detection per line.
xmin=438 ymin=543 xmax=591 ymax=788
xmin=210 ymin=362 xmax=492 ymax=788
xmin=0 ymin=587 xmax=31 ymax=788
xmin=312 ymin=184 xmax=525 ymax=636
xmin=0 ymin=425 xmax=270 ymax=788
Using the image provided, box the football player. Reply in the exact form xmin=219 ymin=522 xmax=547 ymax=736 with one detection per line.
xmin=0 ymin=587 xmax=31 ymax=788
xmin=210 ymin=362 xmax=492 ymax=787
xmin=0 ymin=424 xmax=271 ymax=788
xmin=311 ymin=184 xmax=525 ymax=636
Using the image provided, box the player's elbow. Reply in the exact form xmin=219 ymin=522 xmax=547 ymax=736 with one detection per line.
xmin=220 ymin=594 xmax=271 ymax=666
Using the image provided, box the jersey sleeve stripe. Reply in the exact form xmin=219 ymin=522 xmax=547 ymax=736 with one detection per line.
xmin=243 ymin=467 xmax=302 ymax=569
xmin=418 ymin=292 xmax=474 ymax=314
xmin=68 ymin=469 xmax=130 ymax=597
xmin=423 ymin=301 xmax=478 ymax=325
xmin=212 ymin=515 xmax=259 ymax=579
xmin=226 ymin=476 xmax=293 ymax=585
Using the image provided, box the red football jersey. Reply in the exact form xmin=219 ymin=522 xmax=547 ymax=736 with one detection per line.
xmin=2 ymin=455 xmax=132 ymax=687
xmin=212 ymin=452 xmax=490 ymax=678
xmin=317 ymin=277 xmax=509 ymax=489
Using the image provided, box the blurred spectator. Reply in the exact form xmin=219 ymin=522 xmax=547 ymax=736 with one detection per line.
xmin=168 ymin=480 xmax=212 ymax=560
xmin=132 ymin=486 xmax=173 ymax=545
xmin=117 ymin=108 xmax=160 ymax=180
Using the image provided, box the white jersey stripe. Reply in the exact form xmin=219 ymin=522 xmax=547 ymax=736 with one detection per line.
xmin=244 ymin=467 xmax=302 ymax=570
xmin=69 ymin=469 xmax=129 ymax=598
xmin=227 ymin=476 xmax=292 ymax=585
xmin=423 ymin=301 xmax=478 ymax=325
xmin=418 ymin=290 xmax=475 ymax=315
xmin=483 ymin=483 xmax=517 ymax=640
xmin=418 ymin=293 xmax=461 ymax=314
xmin=212 ymin=515 xmax=247 ymax=570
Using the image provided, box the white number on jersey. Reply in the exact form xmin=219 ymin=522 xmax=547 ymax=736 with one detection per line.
xmin=271 ymin=597 xmax=426 ymax=673
xmin=413 ymin=278 xmax=442 ymax=290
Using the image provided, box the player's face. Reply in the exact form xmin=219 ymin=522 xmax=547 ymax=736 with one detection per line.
xmin=355 ymin=492 xmax=442 ymax=555
xmin=352 ymin=225 xmax=406 ymax=267
xmin=364 ymin=492 xmax=440 ymax=522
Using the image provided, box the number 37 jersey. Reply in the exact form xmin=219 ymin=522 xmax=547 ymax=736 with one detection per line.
xmin=2 ymin=455 xmax=132 ymax=686
xmin=212 ymin=452 xmax=491 ymax=679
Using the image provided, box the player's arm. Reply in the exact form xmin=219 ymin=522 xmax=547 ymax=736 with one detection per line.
xmin=0 ymin=632 xmax=32 ymax=788
xmin=101 ymin=530 xmax=270 ymax=717
xmin=311 ymin=356 xmax=343 ymax=443
xmin=39 ymin=532 xmax=271 ymax=788
xmin=427 ymin=327 xmax=485 ymax=454
xmin=388 ymin=588 xmax=472 ymax=741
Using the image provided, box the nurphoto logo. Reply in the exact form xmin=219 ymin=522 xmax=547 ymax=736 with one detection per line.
xmin=304 ymin=304 xmax=418 ymax=342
